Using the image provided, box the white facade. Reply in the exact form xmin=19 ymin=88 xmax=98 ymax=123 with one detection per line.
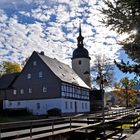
xmin=72 ymin=58 xmax=91 ymax=87
xmin=3 ymin=98 xmax=90 ymax=115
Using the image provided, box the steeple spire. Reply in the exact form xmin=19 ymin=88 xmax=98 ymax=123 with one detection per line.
xmin=79 ymin=22 xmax=82 ymax=36
xmin=77 ymin=23 xmax=84 ymax=48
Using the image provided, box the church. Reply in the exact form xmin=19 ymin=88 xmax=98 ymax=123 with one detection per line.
xmin=0 ymin=25 xmax=91 ymax=115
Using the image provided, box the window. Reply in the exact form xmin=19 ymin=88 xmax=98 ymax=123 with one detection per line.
xmin=27 ymin=73 xmax=31 ymax=79
xmin=79 ymin=60 xmax=81 ymax=65
xmin=20 ymin=89 xmax=24 ymax=94
xmin=13 ymin=90 xmax=16 ymax=95
xmin=67 ymin=86 xmax=70 ymax=92
xmin=85 ymin=103 xmax=87 ymax=109
xmin=61 ymin=83 xmax=82 ymax=99
xmin=43 ymin=86 xmax=47 ymax=93
xmin=62 ymin=92 xmax=65 ymax=97
xmin=39 ymin=71 xmax=43 ymax=78
xmin=65 ymin=101 xmax=68 ymax=109
xmin=82 ymin=102 xmax=84 ymax=109
xmin=70 ymin=93 xmax=73 ymax=97
xmin=29 ymin=88 xmax=32 ymax=93
xmin=33 ymin=61 xmax=37 ymax=66
xmin=37 ymin=103 xmax=40 ymax=109
xmin=70 ymin=102 xmax=73 ymax=109
xmin=17 ymin=102 xmax=20 ymax=106
xmin=9 ymin=102 xmax=12 ymax=106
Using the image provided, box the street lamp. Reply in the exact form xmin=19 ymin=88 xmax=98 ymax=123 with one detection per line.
xmin=125 ymin=84 xmax=129 ymax=108
xmin=96 ymin=75 xmax=107 ymax=124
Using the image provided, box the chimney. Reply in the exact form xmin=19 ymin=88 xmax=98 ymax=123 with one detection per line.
xmin=40 ymin=51 xmax=44 ymax=55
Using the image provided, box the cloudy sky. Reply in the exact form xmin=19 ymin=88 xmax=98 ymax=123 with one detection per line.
xmin=0 ymin=0 xmax=133 ymax=82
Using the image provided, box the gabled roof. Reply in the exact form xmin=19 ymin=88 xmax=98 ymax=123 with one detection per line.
xmin=0 ymin=73 xmax=20 ymax=90
xmin=36 ymin=52 xmax=90 ymax=89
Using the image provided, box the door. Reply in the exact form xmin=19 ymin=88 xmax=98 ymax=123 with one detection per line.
xmin=75 ymin=101 xmax=77 ymax=113
xmin=0 ymin=100 xmax=3 ymax=112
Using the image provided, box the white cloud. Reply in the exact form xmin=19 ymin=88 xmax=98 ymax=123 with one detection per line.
xmin=0 ymin=0 xmax=122 ymax=69
xmin=24 ymin=0 xmax=33 ymax=4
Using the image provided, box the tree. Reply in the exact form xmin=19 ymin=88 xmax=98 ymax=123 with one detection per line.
xmin=114 ymin=60 xmax=140 ymax=76
xmin=0 ymin=61 xmax=22 ymax=76
xmin=101 ymin=0 xmax=140 ymax=75
xmin=91 ymin=54 xmax=115 ymax=89
xmin=113 ymin=77 xmax=138 ymax=107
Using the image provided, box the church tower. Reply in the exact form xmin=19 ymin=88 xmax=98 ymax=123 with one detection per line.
xmin=72 ymin=24 xmax=91 ymax=87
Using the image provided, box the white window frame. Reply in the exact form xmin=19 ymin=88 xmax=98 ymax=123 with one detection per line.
xmin=20 ymin=89 xmax=24 ymax=94
xmin=27 ymin=73 xmax=31 ymax=79
xmin=43 ymin=86 xmax=47 ymax=93
xmin=29 ymin=88 xmax=32 ymax=93
xmin=13 ymin=90 xmax=17 ymax=95
xmin=33 ymin=61 xmax=37 ymax=66
xmin=39 ymin=71 xmax=43 ymax=78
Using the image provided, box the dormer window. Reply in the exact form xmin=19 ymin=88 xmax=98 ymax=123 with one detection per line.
xmin=59 ymin=66 xmax=62 ymax=69
xmin=33 ymin=61 xmax=37 ymax=66
xmin=39 ymin=71 xmax=43 ymax=78
xmin=27 ymin=73 xmax=31 ymax=79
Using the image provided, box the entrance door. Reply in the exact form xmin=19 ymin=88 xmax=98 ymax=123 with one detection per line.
xmin=0 ymin=100 xmax=3 ymax=112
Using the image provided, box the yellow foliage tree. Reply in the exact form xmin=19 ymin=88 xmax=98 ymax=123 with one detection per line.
xmin=0 ymin=61 xmax=22 ymax=76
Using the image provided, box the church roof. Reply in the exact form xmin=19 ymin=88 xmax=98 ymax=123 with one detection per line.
xmin=72 ymin=47 xmax=90 ymax=59
xmin=37 ymin=52 xmax=90 ymax=89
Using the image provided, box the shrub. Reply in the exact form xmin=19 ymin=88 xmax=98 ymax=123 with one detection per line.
xmin=2 ymin=108 xmax=32 ymax=116
xmin=47 ymin=108 xmax=61 ymax=116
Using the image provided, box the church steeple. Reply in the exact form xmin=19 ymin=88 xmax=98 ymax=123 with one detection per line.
xmin=72 ymin=23 xmax=91 ymax=87
xmin=77 ymin=23 xmax=84 ymax=48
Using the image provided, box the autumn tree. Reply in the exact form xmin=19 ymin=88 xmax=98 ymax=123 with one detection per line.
xmin=101 ymin=0 xmax=140 ymax=76
xmin=0 ymin=61 xmax=22 ymax=76
xmin=91 ymin=54 xmax=115 ymax=89
xmin=113 ymin=77 xmax=138 ymax=107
